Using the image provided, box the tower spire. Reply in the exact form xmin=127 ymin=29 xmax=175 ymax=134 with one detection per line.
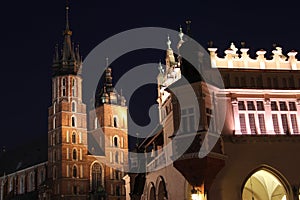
xmin=65 ymin=1 xmax=70 ymax=32
xmin=52 ymin=0 xmax=81 ymax=76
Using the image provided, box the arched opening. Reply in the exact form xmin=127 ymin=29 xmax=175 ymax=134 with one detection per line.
xmin=53 ymin=117 xmax=56 ymax=129
xmin=72 ymin=101 xmax=76 ymax=112
xmin=113 ymin=116 xmax=118 ymax=128
xmin=72 ymin=132 xmax=76 ymax=143
xmin=73 ymin=165 xmax=77 ymax=178
xmin=157 ymin=176 xmax=168 ymax=200
xmin=71 ymin=116 xmax=76 ymax=127
xmin=73 ymin=149 xmax=77 ymax=160
xmin=149 ymin=183 xmax=156 ymax=200
xmin=113 ymin=136 xmax=119 ymax=147
xmin=242 ymin=169 xmax=289 ymax=200
xmin=90 ymin=162 xmax=105 ymax=199
xmin=72 ymin=78 xmax=76 ymax=97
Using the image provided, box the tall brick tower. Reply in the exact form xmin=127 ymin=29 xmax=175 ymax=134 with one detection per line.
xmin=48 ymin=4 xmax=89 ymax=199
xmin=89 ymin=63 xmax=128 ymax=199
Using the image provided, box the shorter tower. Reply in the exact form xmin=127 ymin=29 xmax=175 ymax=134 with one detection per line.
xmin=89 ymin=63 xmax=128 ymax=199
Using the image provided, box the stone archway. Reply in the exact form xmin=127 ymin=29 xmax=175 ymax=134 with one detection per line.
xmin=242 ymin=167 xmax=289 ymax=200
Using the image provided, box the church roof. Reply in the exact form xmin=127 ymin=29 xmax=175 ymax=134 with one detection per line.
xmin=0 ymin=135 xmax=47 ymax=176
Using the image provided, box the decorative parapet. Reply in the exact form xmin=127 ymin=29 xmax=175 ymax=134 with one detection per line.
xmin=209 ymin=43 xmax=300 ymax=70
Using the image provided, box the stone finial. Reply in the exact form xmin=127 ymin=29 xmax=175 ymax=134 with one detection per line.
xmin=256 ymin=49 xmax=266 ymax=56
xmin=167 ymin=35 xmax=171 ymax=49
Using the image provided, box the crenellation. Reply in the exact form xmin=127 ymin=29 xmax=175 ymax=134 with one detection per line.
xmin=209 ymin=44 xmax=300 ymax=70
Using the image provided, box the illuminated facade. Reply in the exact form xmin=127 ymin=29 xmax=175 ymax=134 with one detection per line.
xmin=0 ymin=5 xmax=127 ymax=200
xmin=128 ymin=29 xmax=300 ymax=200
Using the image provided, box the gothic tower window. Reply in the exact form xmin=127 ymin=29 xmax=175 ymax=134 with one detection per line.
xmin=53 ymin=102 xmax=56 ymax=114
xmin=115 ymin=151 xmax=119 ymax=163
xmin=62 ymin=78 xmax=66 ymax=96
xmin=113 ymin=116 xmax=118 ymax=128
xmin=113 ymin=136 xmax=119 ymax=147
xmin=73 ymin=149 xmax=77 ymax=160
xmin=72 ymin=78 xmax=76 ymax=97
xmin=71 ymin=116 xmax=76 ymax=127
xmin=91 ymin=163 xmax=102 ymax=192
xmin=53 ymin=117 xmax=56 ymax=129
xmin=72 ymin=101 xmax=76 ymax=112
xmin=116 ymin=185 xmax=121 ymax=196
xmin=72 ymin=132 xmax=76 ymax=143
xmin=53 ymin=166 xmax=57 ymax=180
xmin=73 ymin=165 xmax=77 ymax=178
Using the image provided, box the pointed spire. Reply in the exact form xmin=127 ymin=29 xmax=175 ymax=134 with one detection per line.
xmin=52 ymin=1 xmax=81 ymax=77
xmin=64 ymin=0 xmax=72 ymax=35
xmin=62 ymin=1 xmax=74 ymax=63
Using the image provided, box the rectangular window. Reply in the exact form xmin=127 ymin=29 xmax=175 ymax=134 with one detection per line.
xmin=239 ymin=114 xmax=247 ymax=134
xmin=281 ymin=114 xmax=289 ymax=134
xmin=238 ymin=101 xmax=245 ymax=110
xmin=271 ymin=101 xmax=278 ymax=111
xmin=289 ymin=102 xmax=297 ymax=111
xmin=247 ymin=101 xmax=255 ymax=110
xmin=272 ymin=114 xmax=280 ymax=134
xmin=258 ymin=114 xmax=266 ymax=134
xmin=248 ymin=114 xmax=256 ymax=134
xmin=181 ymin=108 xmax=195 ymax=134
xmin=291 ymin=114 xmax=299 ymax=134
xmin=256 ymin=101 xmax=264 ymax=111
xmin=279 ymin=101 xmax=288 ymax=111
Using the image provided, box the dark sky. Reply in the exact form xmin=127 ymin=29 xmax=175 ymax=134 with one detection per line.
xmin=1 ymin=0 xmax=300 ymax=150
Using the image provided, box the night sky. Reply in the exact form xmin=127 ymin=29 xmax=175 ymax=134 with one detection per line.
xmin=1 ymin=0 xmax=300 ymax=151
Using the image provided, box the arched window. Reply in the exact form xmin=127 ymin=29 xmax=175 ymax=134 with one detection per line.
xmin=242 ymin=169 xmax=288 ymax=200
xmin=116 ymin=185 xmax=121 ymax=196
xmin=53 ymin=102 xmax=56 ymax=114
xmin=53 ymin=166 xmax=57 ymax=180
xmin=53 ymin=117 xmax=56 ymax=129
xmin=62 ymin=78 xmax=66 ymax=96
xmin=91 ymin=163 xmax=102 ymax=192
xmin=72 ymin=132 xmax=76 ymax=143
xmin=73 ymin=149 xmax=77 ymax=160
xmin=157 ymin=177 xmax=168 ymax=200
xmin=53 ymin=150 xmax=56 ymax=162
xmin=113 ymin=116 xmax=118 ymax=128
xmin=149 ymin=183 xmax=156 ymax=200
xmin=72 ymin=101 xmax=76 ymax=112
xmin=72 ymin=78 xmax=76 ymax=97
xmin=20 ymin=176 xmax=25 ymax=193
xmin=113 ymin=136 xmax=118 ymax=147
xmin=71 ymin=116 xmax=76 ymax=127
xmin=73 ymin=165 xmax=77 ymax=178
xmin=115 ymin=151 xmax=119 ymax=163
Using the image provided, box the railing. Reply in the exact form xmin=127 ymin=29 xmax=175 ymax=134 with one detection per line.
xmin=146 ymin=151 xmax=166 ymax=172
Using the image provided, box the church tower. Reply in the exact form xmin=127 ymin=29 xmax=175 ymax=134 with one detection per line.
xmin=89 ymin=62 xmax=128 ymax=199
xmin=48 ymin=4 xmax=89 ymax=199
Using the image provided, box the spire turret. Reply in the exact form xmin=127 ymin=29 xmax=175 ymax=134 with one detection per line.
xmin=96 ymin=59 xmax=126 ymax=107
xmin=52 ymin=2 xmax=82 ymax=77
